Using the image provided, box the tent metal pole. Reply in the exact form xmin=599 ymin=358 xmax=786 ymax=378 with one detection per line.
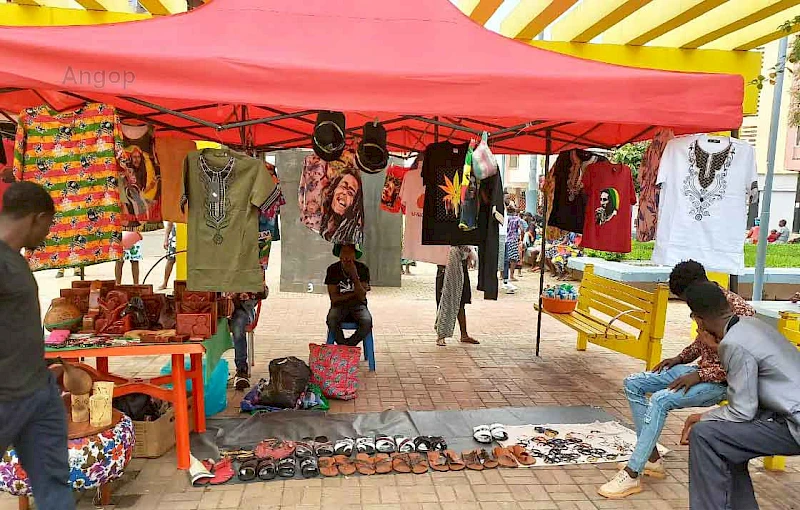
xmin=488 ymin=121 xmax=542 ymax=138
xmin=536 ymin=130 xmax=552 ymax=357
xmin=409 ymin=115 xmax=482 ymax=136
xmin=220 ymin=109 xmax=318 ymax=130
xmin=121 ymin=96 xmax=222 ymax=130
xmin=434 ymin=116 xmax=439 ymax=143
xmin=137 ymin=103 xmax=220 ymax=119
xmin=618 ymin=125 xmax=655 ymax=147
xmin=754 ymin=36 xmax=788 ymax=301
xmin=730 ymin=130 xmax=740 ymax=295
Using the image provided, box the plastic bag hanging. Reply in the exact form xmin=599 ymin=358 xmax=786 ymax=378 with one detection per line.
xmin=472 ymin=131 xmax=498 ymax=181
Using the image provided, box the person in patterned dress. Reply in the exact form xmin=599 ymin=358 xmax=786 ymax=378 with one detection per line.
xmin=599 ymin=260 xmax=755 ymax=499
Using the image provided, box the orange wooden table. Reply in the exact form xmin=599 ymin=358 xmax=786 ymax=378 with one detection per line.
xmin=45 ymin=343 xmax=205 ymax=470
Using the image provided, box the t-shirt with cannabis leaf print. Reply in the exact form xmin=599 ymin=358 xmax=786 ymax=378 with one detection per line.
xmin=421 ymin=141 xmax=480 ymax=246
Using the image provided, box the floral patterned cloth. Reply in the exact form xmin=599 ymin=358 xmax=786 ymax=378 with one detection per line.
xmin=13 ymin=103 xmax=125 ymax=271
xmin=636 ymin=128 xmax=674 ymax=242
xmin=0 ymin=415 xmax=134 ymax=496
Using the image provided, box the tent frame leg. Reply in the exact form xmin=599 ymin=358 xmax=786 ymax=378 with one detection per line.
xmin=535 ymin=130 xmax=552 ymax=358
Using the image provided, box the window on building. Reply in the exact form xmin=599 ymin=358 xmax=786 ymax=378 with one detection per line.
xmin=508 ymin=155 xmax=519 ymax=168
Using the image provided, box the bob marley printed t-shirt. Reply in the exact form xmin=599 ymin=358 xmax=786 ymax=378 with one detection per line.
xmin=421 ymin=142 xmax=480 ymax=246
xmin=580 ymin=161 xmax=636 ymax=253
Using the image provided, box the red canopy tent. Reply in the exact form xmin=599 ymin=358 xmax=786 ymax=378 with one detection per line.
xmin=0 ymin=0 xmax=743 ymax=153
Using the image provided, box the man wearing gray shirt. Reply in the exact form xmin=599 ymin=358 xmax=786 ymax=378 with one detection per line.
xmin=680 ymin=281 xmax=800 ymax=510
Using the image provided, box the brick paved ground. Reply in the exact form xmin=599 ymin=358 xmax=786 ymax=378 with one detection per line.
xmin=2 ymin=232 xmax=798 ymax=509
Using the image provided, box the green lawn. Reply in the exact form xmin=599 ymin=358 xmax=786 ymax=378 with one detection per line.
xmin=584 ymin=242 xmax=800 ymax=268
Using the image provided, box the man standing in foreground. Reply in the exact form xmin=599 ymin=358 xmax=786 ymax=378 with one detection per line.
xmin=0 ymin=182 xmax=74 ymax=509
xmin=681 ymin=281 xmax=800 ymax=510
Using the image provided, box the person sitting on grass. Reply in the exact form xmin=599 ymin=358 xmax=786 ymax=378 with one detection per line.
xmin=681 ymin=282 xmax=800 ymax=510
xmin=325 ymin=244 xmax=372 ymax=347
xmin=598 ymin=259 xmax=754 ymax=499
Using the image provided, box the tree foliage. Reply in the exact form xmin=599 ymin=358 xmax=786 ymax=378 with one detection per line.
xmin=610 ymin=141 xmax=649 ymax=193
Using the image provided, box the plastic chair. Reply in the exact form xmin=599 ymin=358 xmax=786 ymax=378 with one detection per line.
xmin=326 ymin=323 xmax=376 ymax=371
xmin=246 ymin=301 xmax=262 ymax=368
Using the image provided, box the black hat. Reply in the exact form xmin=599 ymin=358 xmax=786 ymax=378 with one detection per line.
xmin=312 ymin=111 xmax=346 ymax=162
xmin=356 ymin=121 xmax=388 ymax=174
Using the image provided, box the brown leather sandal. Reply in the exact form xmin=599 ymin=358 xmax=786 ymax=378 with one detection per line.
xmin=427 ymin=451 xmax=449 ymax=472
xmin=478 ymin=449 xmax=499 ymax=469
xmin=334 ymin=454 xmax=357 ymax=476
xmin=444 ymin=450 xmax=466 ymax=471
xmin=510 ymin=445 xmax=536 ymax=466
xmin=392 ymin=453 xmax=412 ymax=473
xmin=492 ymin=446 xmax=518 ymax=468
xmin=408 ymin=453 xmax=429 ymax=474
xmin=319 ymin=456 xmax=339 ymax=477
xmin=374 ymin=453 xmax=393 ymax=474
xmin=355 ymin=453 xmax=376 ymax=475
xmin=463 ymin=450 xmax=484 ymax=471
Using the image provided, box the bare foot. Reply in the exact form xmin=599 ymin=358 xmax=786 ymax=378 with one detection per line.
xmin=460 ymin=336 xmax=480 ymax=345
xmin=436 ymin=338 xmax=447 ymax=347
xmin=158 ymin=284 xmax=168 ymax=291
xmin=511 ymin=277 xmax=519 ymax=282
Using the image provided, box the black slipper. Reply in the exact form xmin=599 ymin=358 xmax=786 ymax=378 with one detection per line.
xmin=238 ymin=458 xmax=258 ymax=482
xmin=278 ymin=457 xmax=296 ymax=478
xmin=257 ymin=458 xmax=277 ymax=481
xmin=300 ymin=457 xmax=319 ymax=478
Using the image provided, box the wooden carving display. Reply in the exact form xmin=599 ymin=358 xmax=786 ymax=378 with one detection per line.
xmin=60 ymin=288 xmax=90 ymax=315
xmin=179 ymin=292 xmax=215 ymax=313
xmin=176 ymin=313 xmax=213 ymax=339
xmin=73 ymin=280 xmax=116 ymax=293
xmin=95 ymin=291 xmax=132 ymax=334
xmin=115 ymin=284 xmax=154 ymax=298
xmin=141 ymin=294 xmax=167 ymax=329
xmin=173 ymin=280 xmax=187 ymax=303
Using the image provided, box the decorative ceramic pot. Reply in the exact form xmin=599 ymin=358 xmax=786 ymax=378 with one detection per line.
xmin=43 ymin=297 xmax=82 ymax=332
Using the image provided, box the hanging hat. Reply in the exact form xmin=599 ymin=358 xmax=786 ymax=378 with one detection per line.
xmin=332 ymin=243 xmax=363 ymax=260
xmin=356 ymin=121 xmax=388 ymax=174
xmin=312 ymin=111 xmax=346 ymax=162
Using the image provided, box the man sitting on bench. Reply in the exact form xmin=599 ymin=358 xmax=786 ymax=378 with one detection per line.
xmin=681 ymin=281 xmax=800 ymax=510
xmin=326 ymin=244 xmax=372 ymax=346
xmin=599 ymin=260 xmax=754 ymax=499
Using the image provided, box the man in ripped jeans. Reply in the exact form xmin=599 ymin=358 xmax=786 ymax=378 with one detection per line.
xmin=598 ymin=260 xmax=755 ymax=499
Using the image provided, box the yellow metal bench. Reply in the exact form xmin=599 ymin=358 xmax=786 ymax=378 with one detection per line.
xmin=536 ymin=264 xmax=670 ymax=370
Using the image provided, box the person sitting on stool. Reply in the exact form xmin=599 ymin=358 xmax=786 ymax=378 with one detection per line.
xmin=326 ymin=244 xmax=372 ymax=346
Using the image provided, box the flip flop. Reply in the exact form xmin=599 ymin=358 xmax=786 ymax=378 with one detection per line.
xmin=473 ymin=425 xmax=493 ymax=444
xmin=356 ymin=436 xmax=376 ymax=455
xmin=460 ymin=337 xmax=480 ymax=344
xmin=478 ymin=449 xmax=499 ymax=469
xmin=374 ymin=453 xmax=393 ymax=474
xmin=318 ymin=456 xmax=339 ymax=477
xmin=492 ymin=447 xmax=518 ymax=468
xmin=408 ymin=453 xmax=429 ymax=474
xmin=463 ymin=450 xmax=484 ymax=471
xmin=444 ymin=450 xmax=466 ymax=471
xmin=208 ymin=458 xmax=235 ymax=485
xmin=429 ymin=436 xmax=448 ymax=452
xmin=427 ymin=451 xmax=449 ymax=472
xmin=413 ymin=436 xmax=432 ymax=452
xmin=355 ymin=453 xmax=376 ymax=475
xmin=300 ymin=457 xmax=319 ymax=478
xmin=510 ymin=445 xmax=536 ymax=466
xmin=490 ymin=423 xmax=509 ymax=441
xmin=335 ymin=455 xmax=357 ymax=476
xmin=315 ymin=436 xmax=334 ymax=457
xmin=394 ymin=435 xmax=415 ymax=453
xmin=237 ymin=458 xmax=258 ymax=482
xmin=257 ymin=458 xmax=277 ymax=481
xmin=391 ymin=453 xmax=412 ymax=473
xmin=277 ymin=457 xmax=297 ymax=478
xmin=334 ymin=437 xmax=355 ymax=457
xmin=189 ymin=455 xmax=214 ymax=486
xmin=375 ymin=435 xmax=397 ymax=454
xmin=255 ymin=439 xmax=296 ymax=460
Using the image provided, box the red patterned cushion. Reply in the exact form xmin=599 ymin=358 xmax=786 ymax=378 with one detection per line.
xmin=308 ymin=343 xmax=360 ymax=400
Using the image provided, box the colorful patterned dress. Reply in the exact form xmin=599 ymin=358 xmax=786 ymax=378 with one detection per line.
xmin=13 ymin=103 xmax=124 ymax=270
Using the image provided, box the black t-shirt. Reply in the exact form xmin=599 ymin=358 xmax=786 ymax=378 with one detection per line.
xmin=549 ymin=151 xmax=586 ymax=234
xmin=325 ymin=261 xmax=371 ymax=305
xmin=0 ymin=239 xmax=48 ymax=401
xmin=421 ymin=141 xmax=481 ymax=246
xmin=476 ymin=173 xmax=504 ymax=300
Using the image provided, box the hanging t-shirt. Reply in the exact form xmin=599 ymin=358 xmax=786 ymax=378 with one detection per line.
xmin=548 ymin=151 xmax=587 ymax=234
xmin=155 ymin=137 xmax=196 ymax=223
xmin=652 ymin=134 xmax=757 ymax=273
xmin=580 ymin=161 xmax=636 ymax=253
xmin=380 ymin=165 xmax=409 ymax=213
xmin=476 ymin=172 xmax=504 ymax=300
xmin=12 ymin=103 xmax=125 ymax=271
xmin=258 ymin=161 xmax=284 ymax=271
xmin=182 ymin=149 xmax=279 ymax=292
xmin=119 ymin=124 xmax=161 ymax=226
xmin=421 ymin=141 xmax=480 ymax=246
xmin=399 ymin=166 xmax=449 ymax=265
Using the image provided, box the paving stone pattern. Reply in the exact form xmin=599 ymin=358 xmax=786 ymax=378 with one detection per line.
xmin=2 ymin=233 xmax=797 ymax=509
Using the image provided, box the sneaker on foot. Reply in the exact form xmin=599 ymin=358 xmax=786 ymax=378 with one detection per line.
xmin=234 ymin=370 xmax=250 ymax=391
xmin=617 ymin=459 xmax=666 ymax=479
xmin=598 ymin=470 xmax=642 ymax=499
xmin=504 ymin=283 xmax=517 ymax=294
xmin=55 ymin=269 xmax=64 ymax=279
